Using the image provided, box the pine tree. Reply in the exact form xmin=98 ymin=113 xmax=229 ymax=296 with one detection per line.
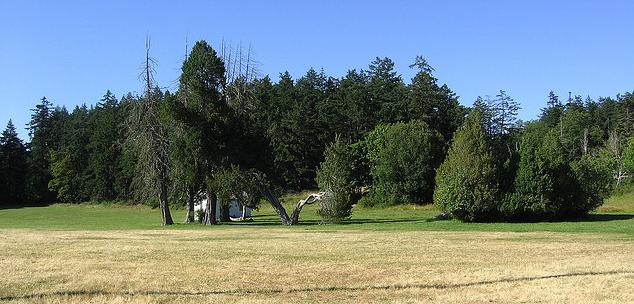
xmin=540 ymin=91 xmax=563 ymax=126
xmin=267 ymin=71 xmax=301 ymax=189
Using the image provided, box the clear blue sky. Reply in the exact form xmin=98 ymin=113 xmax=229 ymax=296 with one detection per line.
xmin=1 ymin=0 xmax=633 ymax=140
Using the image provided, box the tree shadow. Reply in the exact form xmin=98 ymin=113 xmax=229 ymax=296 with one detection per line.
xmin=0 ymin=202 xmax=51 ymax=210
xmin=570 ymin=213 xmax=634 ymax=222
xmin=221 ymin=213 xmax=436 ymax=227
xmin=234 ymin=212 xmax=634 ymax=226
xmin=497 ymin=213 xmax=634 ymax=224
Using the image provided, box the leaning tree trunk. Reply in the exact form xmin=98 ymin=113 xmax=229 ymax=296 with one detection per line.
xmin=183 ymin=186 xmax=195 ymax=223
xmin=289 ymin=193 xmax=322 ymax=224
xmin=203 ymin=189 xmax=217 ymax=225
xmin=159 ymin=180 xmax=174 ymax=226
xmin=258 ymin=184 xmax=323 ymax=225
xmin=259 ymin=186 xmax=292 ymax=224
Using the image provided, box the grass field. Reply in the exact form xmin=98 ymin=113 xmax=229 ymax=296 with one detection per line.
xmin=0 ymin=192 xmax=633 ymax=303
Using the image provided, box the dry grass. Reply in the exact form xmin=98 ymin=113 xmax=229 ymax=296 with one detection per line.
xmin=0 ymin=228 xmax=632 ymax=303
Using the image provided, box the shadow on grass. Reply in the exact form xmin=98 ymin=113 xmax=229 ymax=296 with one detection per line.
xmin=0 ymin=203 xmax=51 ymax=210
xmin=497 ymin=213 xmax=634 ymax=224
xmin=2 ymin=270 xmax=632 ymax=301
xmin=219 ymin=213 xmax=434 ymax=227
xmin=576 ymin=213 xmax=634 ymax=222
xmin=226 ymin=212 xmax=634 ymax=227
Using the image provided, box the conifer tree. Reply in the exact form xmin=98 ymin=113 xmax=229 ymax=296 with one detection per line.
xmin=0 ymin=120 xmax=28 ymax=205
xmin=434 ymin=111 xmax=499 ymax=221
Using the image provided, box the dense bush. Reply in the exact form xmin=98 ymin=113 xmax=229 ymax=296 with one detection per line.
xmin=363 ymin=121 xmax=443 ymax=206
xmin=316 ymin=136 xmax=357 ymax=222
xmin=502 ymin=121 xmax=613 ymax=219
xmin=434 ymin=111 xmax=500 ymax=221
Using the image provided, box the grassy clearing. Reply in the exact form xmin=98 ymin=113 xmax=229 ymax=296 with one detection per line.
xmin=0 ymin=192 xmax=633 ymax=303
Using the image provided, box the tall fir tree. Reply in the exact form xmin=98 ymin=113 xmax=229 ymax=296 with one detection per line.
xmin=368 ymin=57 xmax=407 ymax=124
xmin=0 ymin=120 xmax=28 ymax=205
xmin=86 ymin=90 xmax=122 ymax=200
xmin=407 ymin=56 xmax=465 ymax=144
xmin=26 ymin=97 xmax=56 ymax=203
xmin=171 ymin=40 xmax=228 ymax=224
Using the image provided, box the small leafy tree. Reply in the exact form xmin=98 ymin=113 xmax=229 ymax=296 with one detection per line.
xmin=366 ymin=120 xmax=443 ymax=205
xmin=434 ymin=111 xmax=499 ymax=221
xmin=212 ymin=166 xmax=263 ymax=219
xmin=317 ymin=136 xmax=356 ymax=223
xmin=570 ymin=153 xmax=613 ymax=216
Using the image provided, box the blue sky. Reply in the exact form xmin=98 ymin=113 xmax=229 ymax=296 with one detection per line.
xmin=1 ymin=0 xmax=633 ymax=140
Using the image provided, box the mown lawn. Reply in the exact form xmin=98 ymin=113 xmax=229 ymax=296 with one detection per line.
xmin=0 ymin=190 xmax=633 ymax=236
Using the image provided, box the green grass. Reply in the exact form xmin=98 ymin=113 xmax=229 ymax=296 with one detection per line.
xmin=1 ymin=191 xmax=633 ymax=237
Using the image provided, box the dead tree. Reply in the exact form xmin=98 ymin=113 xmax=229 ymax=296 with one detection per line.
xmin=127 ymin=36 xmax=174 ymax=225
xmin=608 ymin=131 xmax=629 ymax=185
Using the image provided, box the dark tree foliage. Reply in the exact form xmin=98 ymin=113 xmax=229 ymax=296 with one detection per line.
xmin=363 ymin=121 xmax=444 ymax=206
xmin=503 ymin=120 xmax=613 ymax=219
xmin=0 ymin=120 xmax=28 ymax=205
xmin=86 ymin=91 xmax=122 ymax=200
xmin=25 ymin=97 xmax=66 ymax=204
xmin=5 ymin=49 xmax=631 ymax=226
xmin=49 ymin=105 xmax=91 ymax=203
xmin=170 ymin=40 xmax=228 ymax=225
xmin=368 ymin=57 xmax=408 ymax=124
xmin=407 ymin=56 xmax=465 ymax=143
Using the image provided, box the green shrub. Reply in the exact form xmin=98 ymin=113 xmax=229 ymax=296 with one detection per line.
xmin=316 ymin=136 xmax=357 ymax=223
xmin=434 ymin=111 xmax=499 ymax=221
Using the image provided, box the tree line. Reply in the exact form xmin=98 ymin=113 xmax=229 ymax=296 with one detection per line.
xmin=1 ymin=39 xmax=632 ymax=224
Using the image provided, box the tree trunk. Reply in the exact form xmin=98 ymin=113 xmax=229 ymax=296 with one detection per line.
xmin=159 ymin=181 xmax=173 ymax=226
xmin=203 ymin=189 xmax=217 ymax=225
xmin=259 ymin=186 xmax=292 ymax=225
xmin=183 ymin=186 xmax=195 ymax=223
xmin=220 ymin=202 xmax=231 ymax=222
xmin=258 ymin=184 xmax=322 ymax=225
